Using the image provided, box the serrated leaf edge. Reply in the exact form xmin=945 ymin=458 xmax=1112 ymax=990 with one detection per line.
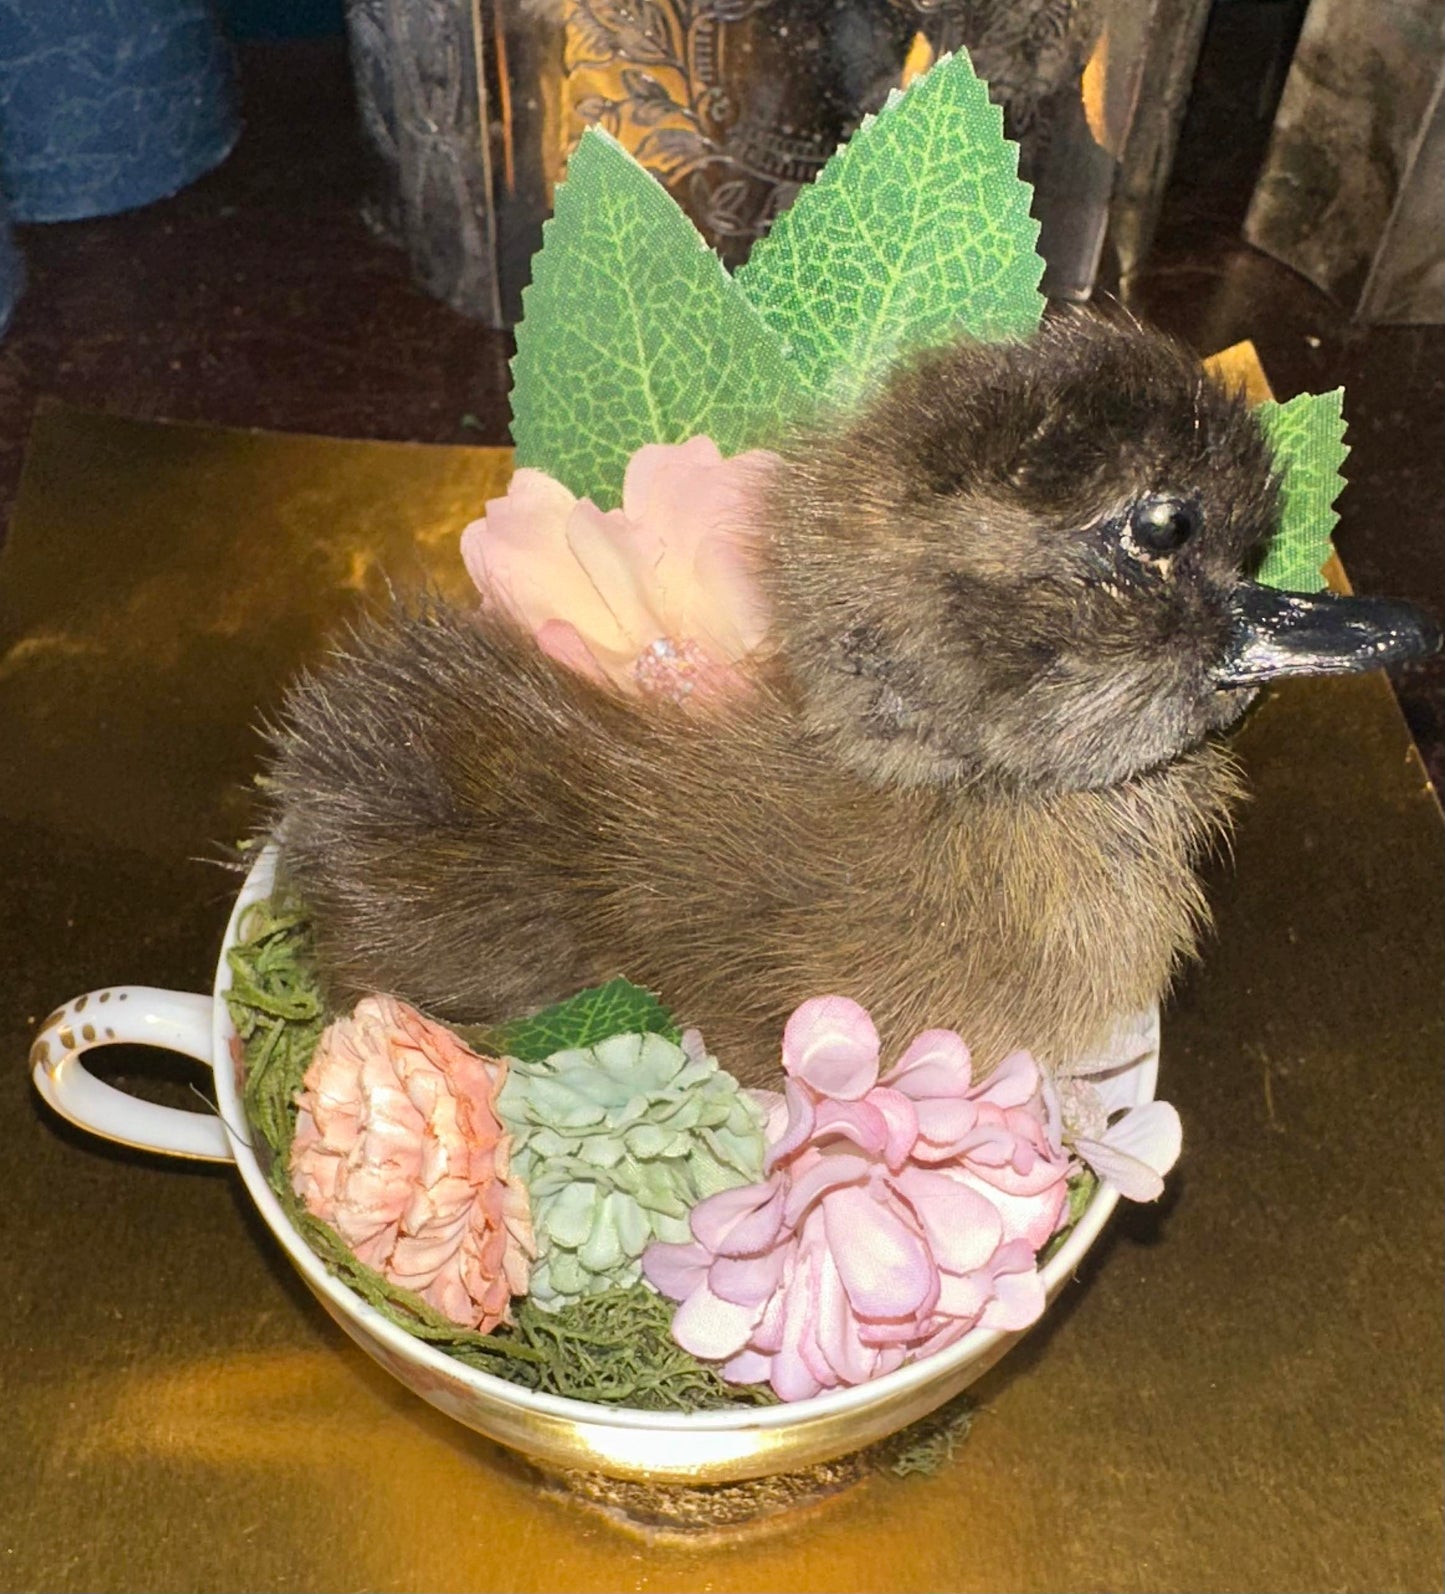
xmin=508 ymin=127 xmax=801 ymax=504
xmin=1256 ymin=387 xmax=1349 ymax=591
xmin=736 ymin=50 xmax=1044 ymax=402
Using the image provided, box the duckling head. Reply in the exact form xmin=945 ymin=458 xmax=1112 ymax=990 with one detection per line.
xmin=764 ymin=312 xmax=1439 ymax=796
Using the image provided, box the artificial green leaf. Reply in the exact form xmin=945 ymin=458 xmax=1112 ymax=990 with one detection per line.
xmin=736 ymin=51 xmax=1043 ymax=407
xmin=482 ymin=977 xmax=681 ymax=1065
xmin=1254 ymin=388 xmax=1348 ymax=591
xmin=510 ymin=128 xmax=803 ymax=508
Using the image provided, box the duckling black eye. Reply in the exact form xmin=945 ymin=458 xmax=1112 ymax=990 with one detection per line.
xmin=1127 ymin=496 xmax=1198 ymax=556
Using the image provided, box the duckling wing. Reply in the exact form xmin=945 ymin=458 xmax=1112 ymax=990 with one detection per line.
xmin=268 ymin=598 xmax=659 ymax=1022
xmin=267 ymin=598 xmax=946 ymax=1078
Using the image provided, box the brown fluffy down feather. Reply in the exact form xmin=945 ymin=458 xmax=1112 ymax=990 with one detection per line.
xmin=266 ymin=316 xmax=1272 ymax=1086
xmin=268 ymin=600 xmax=1238 ymax=1087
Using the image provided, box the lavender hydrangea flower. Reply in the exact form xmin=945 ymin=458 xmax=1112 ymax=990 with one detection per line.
xmin=643 ymin=997 xmax=1072 ymax=1401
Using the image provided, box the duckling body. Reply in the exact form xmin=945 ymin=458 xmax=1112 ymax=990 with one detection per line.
xmin=266 ymin=314 xmax=1435 ymax=1084
xmin=272 ymin=601 xmax=1236 ymax=1082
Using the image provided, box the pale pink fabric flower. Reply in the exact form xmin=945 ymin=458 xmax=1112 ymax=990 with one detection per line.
xmin=290 ymin=995 xmax=534 ymax=1332
xmin=643 ymin=996 xmax=1072 ymax=1400
xmin=460 ymin=437 xmax=776 ymax=702
xmin=1046 ymin=1014 xmax=1181 ymax=1202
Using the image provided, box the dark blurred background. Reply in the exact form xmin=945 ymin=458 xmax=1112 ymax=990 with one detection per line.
xmin=0 ymin=0 xmax=1439 ymax=787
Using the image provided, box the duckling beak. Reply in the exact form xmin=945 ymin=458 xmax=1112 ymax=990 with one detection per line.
xmin=1215 ymin=580 xmax=1443 ymax=687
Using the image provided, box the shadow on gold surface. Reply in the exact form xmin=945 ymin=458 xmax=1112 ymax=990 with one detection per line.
xmin=1 ymin=407 xmax=1440 ymax=1592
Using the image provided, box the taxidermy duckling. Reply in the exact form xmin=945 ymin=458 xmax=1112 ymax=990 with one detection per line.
xmin=267 ymin=314 xmax=1439 ymax=1086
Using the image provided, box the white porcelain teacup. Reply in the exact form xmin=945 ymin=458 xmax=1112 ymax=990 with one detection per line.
xmin=30 ymin=844 xmax=1158 ymax=1484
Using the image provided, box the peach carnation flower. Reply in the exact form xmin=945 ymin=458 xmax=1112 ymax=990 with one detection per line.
xmin=460 ymin=436 xmax=776 ymax=703
xmin=290 ymin=995 xmax=533 ymax=1332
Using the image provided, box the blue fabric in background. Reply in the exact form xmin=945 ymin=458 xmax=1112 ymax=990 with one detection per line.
xmin=0 ymin=0 xmax=240 ymax=221
xmin=0 ymin=191 xmax=21 ymax=332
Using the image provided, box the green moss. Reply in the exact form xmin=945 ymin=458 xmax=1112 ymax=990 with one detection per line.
xmin=465 ymin=1287 xmax=778 ymax=1410
xmin=224 ymin=895 xmax=324 ymax=1179
xmin=1039 ymin=1167 xmax=1099 ymax=1264
xmin=873 ymin=1392 xmax=977 ymax=1477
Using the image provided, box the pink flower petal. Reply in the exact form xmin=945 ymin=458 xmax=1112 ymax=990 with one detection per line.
xmin=466 ymin=442 xmax=770 ymax=700
xmin=933 ymin=1266 xmax=993 ymax=1324
xmin=641 ymin=1238 xmax=712 ymax=1302
xmin=952 ymin=1167 xmax=1067 ymax=1250
xmin=1074 ymin=1141 xmax=1151 ymax=1198
xmin=1075 ymin=1100 xmax=1181 ymax=1201
xmin=977 ymin=1253 xmax=1047 ymax=1332
xmin=562 ymin=496 xmax=668 ymax=649
xmin=771 ymin=1248 xmax=826 ymax=1400
xmin=910 ymin=1096 xmax=980 ymax=1150
xmin=749 ymin=1087 xmax=788 ymax=1144
xmin=932 ymin=1115 xmax=1017 ymax=1166
xmin=822 ymin=1185 xmax=937 ymax=1319
xmin=961 ymin=1125 xmax=1072 ymax=1198
xmin=620 ymin=436 xmax=724 ymax=524
xmin=460 ymin=469 xmax=575 ymax=590
xmin=669 ymin=1278 xmax=763 ymax=1361
xmin=1090 ymin=1056 xmax=1154 ymax=1118
xmin=689 ymin=1179 xmax=786 ymax=1256
xmin=858 ymin=1314 xmax=936 ymax=1347
xmin=623 ymin=439 xmax=772 ymax=658
xmin=669 ymin=448 xmax=775 ymax=654
xmin=781 ymin=1151 xmax=871 ymax=1227
xmin=973 ymin=1048 xmax=1042 ymax=1109
xmin=690 ymin=508 xmax=772 ymax=653
xmin=785 ymin=1231 xmax=842 ymax=1390
xmin=912 ymin=1315 xmax=975 ymax=1361
xmin=721 ymin=1348 xmax=773 ymax=1385
xmin=341 ymin=1215 xmax=401 ymax=1269
xmin=752 ymin=1272 xmax=788 ymax=1354
xmin=707 ymin=1244 xmax=788 ymax=1307
xmin=463 ymin=477 xmax=631 ymax=652
xmin=782 ymin=996 xmax=880 ymax=1100
xmin=771 ymin=1349 xmax=823 ymax=1403
xmin=1105 ymin=1099 xmax=1181 ymax=1174
xmin=881 ymin=1028 xmax=973 ymax=1099
xmin=766 ymin=1078 xmax=817 ymax=1171
xmin=810 ymin=1096 xmax=890 ymax=1156
xmin=814 ymin=1241 xmax=879 ymax=1385
xmin=889 ymin=1165 xmax=1004 ymax=1277
xmin=868 ymin=1086 xmax=920 ymax=1170
xmin=534 ymin=619 xmax=610 ymax=684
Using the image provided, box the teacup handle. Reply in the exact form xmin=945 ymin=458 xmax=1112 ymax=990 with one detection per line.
xmin=30 ymin=987 xmax=234 ymax=1164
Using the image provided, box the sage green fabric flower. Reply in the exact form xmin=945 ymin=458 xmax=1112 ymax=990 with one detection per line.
xmin=496 ymin=1028 xmax=768 ymax=1308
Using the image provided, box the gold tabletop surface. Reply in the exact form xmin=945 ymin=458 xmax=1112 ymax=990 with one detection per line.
xmin=1 ymin=406 xmax=1441 ymax=1593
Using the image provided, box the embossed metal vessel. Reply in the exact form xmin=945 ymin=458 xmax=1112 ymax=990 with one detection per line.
xmin=31 ymin=845 xmax=1157 ymax=1484
xmin=343 ymin=0 xmax=1199 ymax=322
